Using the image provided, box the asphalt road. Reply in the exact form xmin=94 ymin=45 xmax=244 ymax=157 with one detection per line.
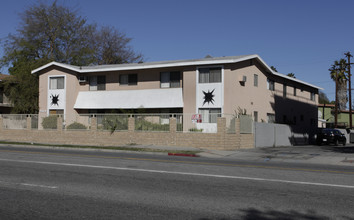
xmin=0 ymin=146 xmax=354 ymax=219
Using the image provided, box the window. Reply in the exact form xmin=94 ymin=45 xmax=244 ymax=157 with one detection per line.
xmin=267 ymin=113 xmax=275 ymax=123
xmin=253 ymin=111 xmax=258 ymax=122
xmin=49 ymin=77 xmax=64 ymax=90
xmin=120 ymin=74 xmax=137 ymax=86
xmin=283 ymin=84 xmax=287 ymax=98
xmin=160 ymin=71 xmax=180 ymax=88
xmin=198 ymin=108 xmax=221 ymax=123
xmin=254 ymin=74 xmax=258 ymax=87
xmin=199 ymin=67 xmax=221 ymax=83
xmin=311 ymin=92 xmax=315 ymax=101
xmin=89 ymin=76 xmax=106 ymax=91
xmin=294 ymin=87 xmax=297 ymax=96
xmin=49 ymin=109 xmax=64 ymax=115
xmin=267 ymin=79 xmax=275 ymax=91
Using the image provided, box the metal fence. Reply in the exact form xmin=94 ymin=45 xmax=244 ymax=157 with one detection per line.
xmin=224 ymin=114 xmax=238 ymax=134
xmin=134 ymin=114 xmax=170 ymax=132
xmin=96 ymin=114 xmax=129 ymax=131
xmin=0 ymin=113 xmax=253 ymax=134
xmin=175 ymin=113 xmax=224 ymax=133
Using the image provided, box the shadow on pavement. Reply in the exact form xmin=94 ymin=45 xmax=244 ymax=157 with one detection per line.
xmin=198 ymin=207 xmax=349 ymax=219
xmin=238 ymin=208 xmax=338 ymax=220
xmin=324 ymin=146 xmax=354 ymax=154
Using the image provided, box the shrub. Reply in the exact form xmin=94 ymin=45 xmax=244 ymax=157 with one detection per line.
xmin=135 ymin=119 xmax=169 ymax=131
xmin=67 ymin=122 xmax=87 ymax=130
xmin=41 ymin=115 xmax=58 ymax=129
xmin=188 ymin=128 xmax=203 ymax=132
xmin=101 ymin=115 xmax=129 ymax=131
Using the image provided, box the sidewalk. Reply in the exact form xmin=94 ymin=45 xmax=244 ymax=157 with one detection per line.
xmin=198 ymin=144 xmax=354 ymax=166
xmin=2 ymin=142 xmax=354 ymax=166
xmin=93 ymin=143 xmax=354 ymax=166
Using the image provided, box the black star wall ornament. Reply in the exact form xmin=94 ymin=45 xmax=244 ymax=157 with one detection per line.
xmin=202 ymin=89 xmax=215 ymax=106
xmin=50 ymin=94 xmax=60 ymax=106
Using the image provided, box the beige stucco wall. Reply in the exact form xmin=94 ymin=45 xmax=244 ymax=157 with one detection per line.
xmin=79 ymin=68 xmax=183 ymax=91
xmin=224 ymin=61 xmax=274 ymax=121
xmin=182 ymin=67 xmax=196 ymax=114
xmin=223 ymin=60 xmax=317 ymax=124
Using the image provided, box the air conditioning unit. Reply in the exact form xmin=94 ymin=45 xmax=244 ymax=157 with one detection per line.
xmin=78 ymin=76 xmax=87 ymax=83
xmin=238 ymin=75 xmax=247 ymax=82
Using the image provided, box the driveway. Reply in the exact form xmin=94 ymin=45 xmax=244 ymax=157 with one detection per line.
xmin=199 ymin=144 xmax=354 ymax=166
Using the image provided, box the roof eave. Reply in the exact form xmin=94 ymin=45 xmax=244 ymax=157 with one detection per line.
xmin=31 ymin=54 xmax=322 ymax=90
xmin=31 ymin=61 xmax=80 ymax=74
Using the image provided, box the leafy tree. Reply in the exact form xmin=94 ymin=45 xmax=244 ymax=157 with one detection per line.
xmin=0 ymin=1 xmax=142 ymax=113
xmin=319 ymin=91 xmax=330 ymax=104
xmin=94 ymin=26 xmax=143 ymax=65
xmin=270 ymin=66 xmax=278 ymax=72
xmin=329 ymin=59 xmax=348 ymax=110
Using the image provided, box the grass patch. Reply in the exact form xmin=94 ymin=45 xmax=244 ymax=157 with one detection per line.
xmin=0 ymin=140 xmax=200 ymax=155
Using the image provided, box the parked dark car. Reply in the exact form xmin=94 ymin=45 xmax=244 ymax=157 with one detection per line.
xmin=316 ymin=128 xmax=346 ymax=146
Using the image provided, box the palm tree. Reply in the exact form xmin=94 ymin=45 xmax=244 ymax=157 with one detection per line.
xmin=329 ymin=59 xmax=348 ymax=110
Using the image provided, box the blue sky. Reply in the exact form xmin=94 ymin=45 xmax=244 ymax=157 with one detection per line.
xmin=1 ymin=0 xmax=354 ymax=102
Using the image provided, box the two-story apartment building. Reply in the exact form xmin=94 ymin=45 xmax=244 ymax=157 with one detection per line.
xmin=32 ymin=54 xmax=320 ymax=132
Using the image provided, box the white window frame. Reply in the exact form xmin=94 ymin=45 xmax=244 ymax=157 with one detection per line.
xmin=160 ymin=71 xmax=180 ymax=88
xmin=198 ymin=108 xmax=221 ymax=123
xmin=89 ymin=75 xmax=106 ymax=91
xmin=254 ymin=74 xmax=258 ymax=87
xmin=120 ymin=74 xmax=137 ymax=86
xmin=49 ymin=76 xmax=65 ymax=90
xmin=198 ymin=67 xmax=222 ymax=84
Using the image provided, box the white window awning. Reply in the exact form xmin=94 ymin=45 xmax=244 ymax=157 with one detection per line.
xmin=74 ymin=88 xmax=183 ymax=109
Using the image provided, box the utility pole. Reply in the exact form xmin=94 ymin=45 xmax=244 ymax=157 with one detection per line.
xmin=335 ymin=70 xmax=338 ymax=128
xmin=345 ymin=52 xmax=353 ymax=129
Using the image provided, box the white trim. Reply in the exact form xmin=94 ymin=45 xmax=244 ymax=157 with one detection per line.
xmin=74 ymin=88 xmax=183 ymax=109
xmin=33 ymin=62 xmax=78 ymax=74
xmin=195 ymin=65 xmax=224 ymax=114
xmin=47 ymin=75 xmax=66 ymax=117
xmin=31 ymin=55 xmax=322 ymax=90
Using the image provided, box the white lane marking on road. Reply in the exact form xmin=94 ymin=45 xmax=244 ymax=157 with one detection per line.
xmin=20 ymin=183 xmax=58 ymax=189
xmin=1 ymin=158 xmax=354 ymax=189
xmin=0 ymin=180 xmax=57 ymax=189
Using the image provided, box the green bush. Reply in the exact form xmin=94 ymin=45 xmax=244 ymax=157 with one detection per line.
xmin=41 ymin=115 xmax=57 ymax=129
xmin=177 ymin=123 xmax=183 ymax=131
xmin=101 ymin=115 xmax=129 ymax=131
xmin=66 ymin=122 xmax=87 ymax=130
xmin=135 ymin=119 xmax=169 ymax=131
xmin=188 ymin=128 xmax=203 ymax=132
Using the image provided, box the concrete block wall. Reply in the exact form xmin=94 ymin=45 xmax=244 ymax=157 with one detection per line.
xmin=0 ymin=116 xmax=254 ymax=150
